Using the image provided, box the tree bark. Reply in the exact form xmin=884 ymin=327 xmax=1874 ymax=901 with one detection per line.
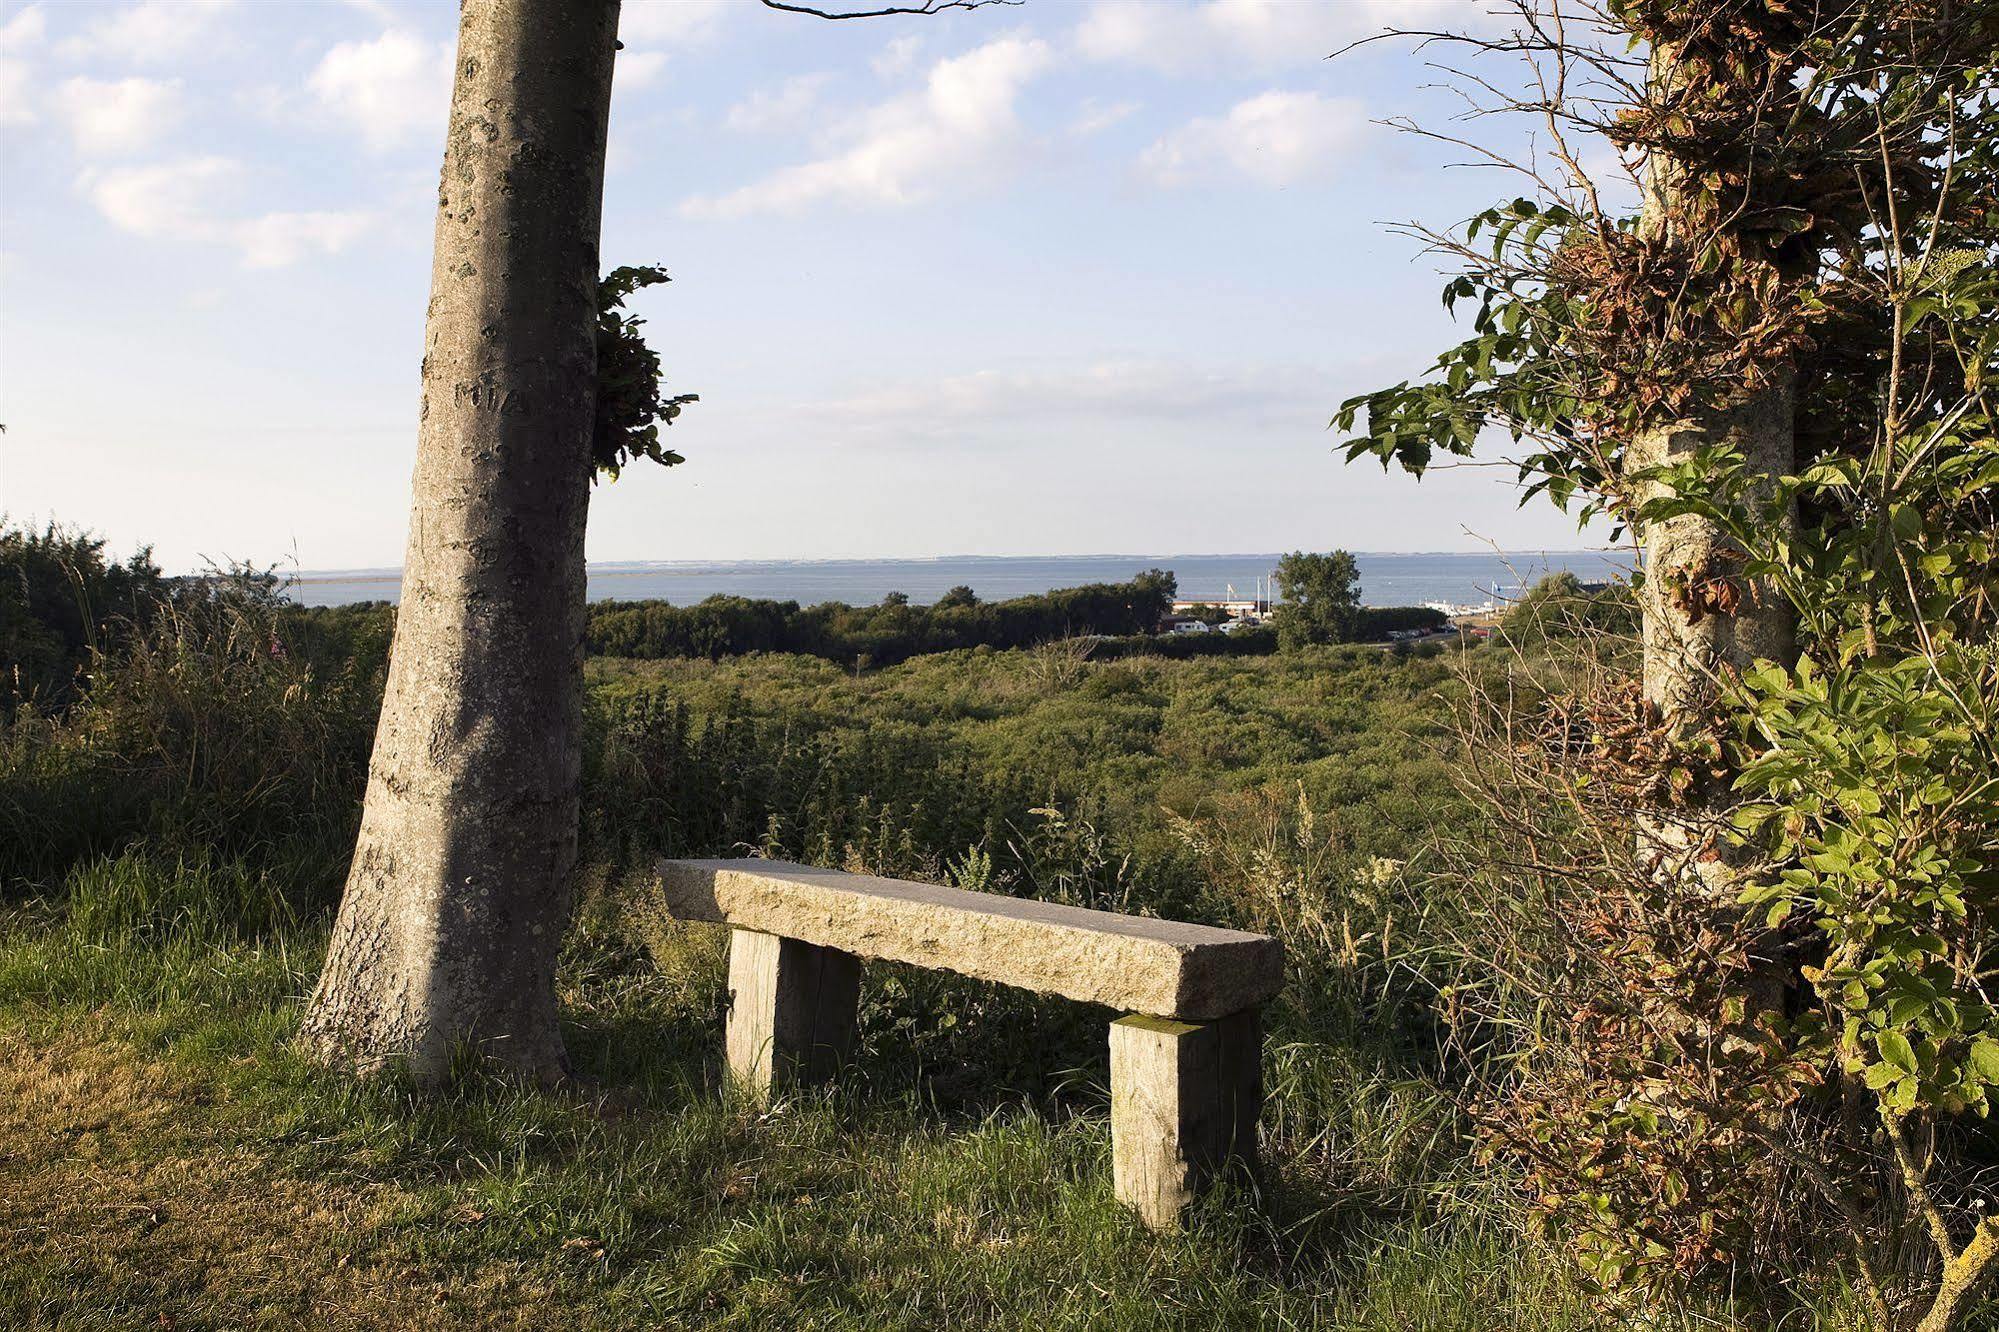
xmin=1629 ymin=381 xmax=1797 ymax=729
xmin=1916 ymin=1217 xmax=1999 ymax=1332
xmin=300 ymin=0 xmax=621 ymax=1085
xmin=1630 ymin=38 xmax=1798 ymax=860
xmin=1620 ymin=41 xmax=1801 ymax=1053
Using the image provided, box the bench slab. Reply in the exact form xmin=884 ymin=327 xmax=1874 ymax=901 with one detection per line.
xmin=653 ymin=858 xmax=1283 ymax=1021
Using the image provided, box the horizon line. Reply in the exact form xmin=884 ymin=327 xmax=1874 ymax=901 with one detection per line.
xmin=280 ymin=547 xmax=1627 ymax=583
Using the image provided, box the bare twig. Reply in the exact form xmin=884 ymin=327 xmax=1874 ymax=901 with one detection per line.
xmin=760 ymin=0 xmax=1017 ymax=17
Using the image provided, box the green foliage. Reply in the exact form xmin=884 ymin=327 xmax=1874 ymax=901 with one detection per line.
xmin=592 ymin=265 xmax=696 ymax=480
xmin=4 ymin=538 xmax=1926 ymax=1325
xmin=1330 ymin=5 xmax=1999 ymax=1322
xmin=0 ymin=521 xmax=167 ymax=713
xmin=585 ymin=572 xmax=1178 ymax=666
xmin=1090 ymin=625 xmax=1279 ymax=660
xmin=1498 ymin=573 xmax=1636 ymax=647
xmin=0 ymin=571 xmax=379 ymax=891
xmin=1630 ymin=146 xmax=1999 ymax=1296
xmin=1733 ymin=652 xmax=1996 ymax=1116
xmin=1272 ymin=550 xmax=1363 ymax=649
xmin=1333 ymin=197 xmax=1611 ymax=513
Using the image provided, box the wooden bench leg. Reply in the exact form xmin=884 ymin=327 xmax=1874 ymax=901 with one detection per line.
xmin=1109 ymin=1008 xmax=1261 ymax=1230
xmin=724 ymin=928 xmax=861 ymax=1101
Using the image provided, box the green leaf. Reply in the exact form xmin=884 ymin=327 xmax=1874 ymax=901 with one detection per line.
xmin=1863 ymin=1062 xmax=1904 ymax=1091
xmin=1876 ymin=1030 xmax=1918 ymax=1075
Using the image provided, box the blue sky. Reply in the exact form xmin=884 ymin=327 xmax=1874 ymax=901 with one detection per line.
xmin=0 ymin=0 xmax=1619 ymax=573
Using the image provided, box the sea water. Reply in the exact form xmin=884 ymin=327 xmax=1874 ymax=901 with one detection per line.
xmin=287 ymin=550 xmax=1633 ymax=610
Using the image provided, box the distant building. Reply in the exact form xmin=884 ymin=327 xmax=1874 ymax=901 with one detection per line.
xmin=1170 ymin=598 xmax=1271 ymax=617
xmin=1424 ymin=598 xmax=1502 ymax=619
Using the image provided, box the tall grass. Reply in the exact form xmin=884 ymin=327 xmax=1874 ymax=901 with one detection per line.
xmin=3 ymin=846 xmax=1875 ymax=1330
xmin=0 ymin=580 xmax=1910 ymax=1327
xmin=0 ymin=577 xmax=378 ymax=892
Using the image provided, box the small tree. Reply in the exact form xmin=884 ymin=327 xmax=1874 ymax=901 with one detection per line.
xmin=1335 ymin=3 xmax=1998 ymax=1325
xmin=1130 ymin=567 xmax=1178 ymax=628
xmin=1271 ymin=550 xmax=1362 ymax=648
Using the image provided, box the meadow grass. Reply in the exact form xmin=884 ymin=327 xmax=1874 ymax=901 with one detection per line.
xmin=0 ymin=604 xmax=1919 ymax=1330
xmin=0 ymin=851 xmax=1867 ymax=1332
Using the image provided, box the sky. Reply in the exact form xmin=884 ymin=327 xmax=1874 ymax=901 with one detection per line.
xmin=0 ymin=0 xmax=1623 ymax=574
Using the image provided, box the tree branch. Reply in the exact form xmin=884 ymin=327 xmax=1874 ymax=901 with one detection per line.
xmin=760 ymin=0 xmax=1019 ymax=18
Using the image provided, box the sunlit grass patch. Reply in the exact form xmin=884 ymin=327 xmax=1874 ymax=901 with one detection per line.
xmin=0 ymin=852 xmax=1866 ymax=1331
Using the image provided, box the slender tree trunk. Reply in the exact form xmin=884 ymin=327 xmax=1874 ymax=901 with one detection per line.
xmin=1626 ymin=41 xmax=1798 ymax=1010
xmin=1916 ymin=1218 xmax=1999 ymax=1332
xmin=300 ymin=0 xmax=621 ymax=1085
xmin=1629 ymin=381 xmax=1797 ymax=728
xmin=1630 ymin=36 xmax=1797 ymax=794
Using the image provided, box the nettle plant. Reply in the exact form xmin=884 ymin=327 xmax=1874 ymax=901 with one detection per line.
xmin=1338 ymin=3 xmax=1997 ymax=1327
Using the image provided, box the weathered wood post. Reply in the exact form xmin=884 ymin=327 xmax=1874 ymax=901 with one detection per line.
xmin=1109 ymin=1009 xmax=1262 ymax=1230
xmin=724 ymin=928 xmax=862 ymax=1101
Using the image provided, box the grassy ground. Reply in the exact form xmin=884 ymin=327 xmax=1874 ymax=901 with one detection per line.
xmin=0 ymin=634 xmax=1907 ymax=1330
xmin=0 ymin=853 xmax=1688 ymax=1332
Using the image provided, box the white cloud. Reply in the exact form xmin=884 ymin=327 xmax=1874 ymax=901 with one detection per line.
xmin=59 ymin=0 xmax=236 ymax=65
xmin=79 ymin=156 xmax=375 ymax=267
xmin=872 ymin=35 xmax=922 ymax=79
xmin=1141 ymin=90 xmax=1364 ymax=187
xmin=682 ymin=34 xmax=1052 ymax=220
xmin=0 ymin=70 xmax=30 ymax=127
xmin=617 ymin=49 xmax=669 ymax=90
xmin=724 ymin=73 xmax=832 ymax=134
xmin=81 ymin=155 xmax=233 ymax=237
xmin=54 ymin=76 xmax=183 ymax=155
xmin=307 ymin=27 xmax=450 ymax=150
xmin=619 ymin=0 xmax=731 ymax=45
xmin=235 ymin=209 xmax=377 ymax=268
xmin=817 ymin=359 xmax=1331 ymax=440
xmin=1076 ymin=0 xmax=1491 ymax=73
xmin=1071 ymin=96 xmax=1138 ymax=136
xmin=2 ymin=3 xmax=44 ymax=44
xmin=1 ymin=5 xmax=47 ymax=128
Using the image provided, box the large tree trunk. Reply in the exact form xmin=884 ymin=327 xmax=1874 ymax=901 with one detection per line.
xmin=300 ymin=0 xmax=621 ymax=1085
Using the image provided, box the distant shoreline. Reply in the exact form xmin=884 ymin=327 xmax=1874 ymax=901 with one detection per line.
xmin=280 ymin=550 xmax=1632 ymax=610
xmin=284 ymin=549 xmax=1624 ymax=585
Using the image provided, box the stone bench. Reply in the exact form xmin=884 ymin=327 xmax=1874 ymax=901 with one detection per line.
xmin=653 ymin=857 xmax=1283 ymax=1230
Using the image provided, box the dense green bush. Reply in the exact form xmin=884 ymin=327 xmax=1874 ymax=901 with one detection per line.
xmin=584 ymin=571 xmax=1178 ymax=666
xmin=1358 ymin=605 xmax=1451 ymax=637
xmin=0 ymin=573 xmax=382 ymax=891
xmin=1497 ymin=572 xmax=1636 ymax=646
xmin=1 ymin=522 xmax=168 ymax=713
xmin=1090 ymin=626 xmax=1278 ymax=659
xmin=1273 ymin=550 xmax=1364 ymax=648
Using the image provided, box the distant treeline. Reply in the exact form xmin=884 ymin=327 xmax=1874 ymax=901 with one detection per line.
xmin=3 ymin=523 xmax=1461 ymax=709
xmin=585 ymin=590 xmax=1451 ymax=665
xmin=584 ymin=573 xmax=1180 ymax=665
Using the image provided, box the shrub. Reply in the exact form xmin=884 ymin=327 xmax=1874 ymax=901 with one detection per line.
xmin=0 ymin=573 xmax=379 ymax=890
xmin=0 ymin=521 xmax=168 ymax=713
